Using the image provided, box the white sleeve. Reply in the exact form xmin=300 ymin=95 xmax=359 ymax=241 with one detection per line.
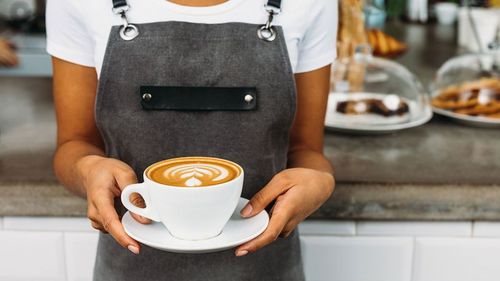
xmin=295 ymin=0 xmax=338 ymax=73
xmin=46 ymin=0 xmax=95 ymax=67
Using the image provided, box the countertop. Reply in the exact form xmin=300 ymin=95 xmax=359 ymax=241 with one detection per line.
xmin=1 ymin=23 xmax=500 ymax=220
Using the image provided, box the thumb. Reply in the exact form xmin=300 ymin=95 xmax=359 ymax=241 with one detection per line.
xmin=114 ymin=167 xmax=138 ymax=191
xmin=240 ymin=173 xmax=291 ymax=218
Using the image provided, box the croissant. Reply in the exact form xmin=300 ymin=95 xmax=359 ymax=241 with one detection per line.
xmin=367 ymin=29 xmax=407 ymax=57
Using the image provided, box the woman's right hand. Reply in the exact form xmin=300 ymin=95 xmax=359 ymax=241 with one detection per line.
xmin=76 ymin=155 xmax=151 ymax=254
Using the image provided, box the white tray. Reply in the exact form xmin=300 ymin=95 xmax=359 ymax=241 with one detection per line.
xmin=431 ymin=90 xmax=500 ymax=128
xmin=325 ymin=93 xmax=433 ymax=134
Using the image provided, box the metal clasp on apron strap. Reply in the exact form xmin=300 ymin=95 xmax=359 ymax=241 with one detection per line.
xmin=112 ymin=2 xmax=139 ymax=41
xmin=258 ymin=4 xmax=281 ymax=42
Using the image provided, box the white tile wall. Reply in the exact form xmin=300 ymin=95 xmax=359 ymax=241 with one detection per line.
xmin=357 ymin=221 xmax=472 ymax=237
xmin=299 ymin=221 xmax=355 ymax=236
xmin=4 ymin=217 xmax=95 ymax=232
xmin=300 ymin=236 xmax=413 ymax=281
xmin=64 ymin=232 xmax=99 ymax=281
xmin=0 ymin=231 xmax=66 ymax=281
xmin=4 ymin=217 xmax=500 ymax=281
xmin=413 ymin=238 xmax=500 ymax=281
xmin=473 ymin=222 xmax=500 ymax=237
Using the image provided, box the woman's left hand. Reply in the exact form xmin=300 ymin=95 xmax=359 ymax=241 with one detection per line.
xmin=235 ymin=168 xmax=335 ymax=256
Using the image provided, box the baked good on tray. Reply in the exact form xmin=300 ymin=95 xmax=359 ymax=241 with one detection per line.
xmin=367 ymin=29 xmax=407 ymax=58
xmin=432 ymin=78 xmax=500 ymax=119
xmin=336 ymin=97 xmax=410 ymax=117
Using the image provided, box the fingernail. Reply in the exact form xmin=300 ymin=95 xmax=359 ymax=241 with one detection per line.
xmin=128 ymin=245 xmax=139 ymax=254
xmin=240 ymin=204 xmax=253 ymax=217
xmin=236 ymin=250 xmax=248 ymax=257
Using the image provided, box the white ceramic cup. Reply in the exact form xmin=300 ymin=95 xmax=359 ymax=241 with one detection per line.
xmin=121 ymin=157 xmax=244 ymax=240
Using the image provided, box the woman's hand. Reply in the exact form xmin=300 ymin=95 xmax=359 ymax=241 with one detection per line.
xmin=235 ymin=168 xmax=335 ymax=256
xmin=0 ymin=39 xmax=18 ymax=67
xmin=77 ymin=155 xmax=151 ymax=254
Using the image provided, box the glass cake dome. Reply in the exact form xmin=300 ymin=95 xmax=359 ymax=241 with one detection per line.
xmin=430 ymin=52 xmax=500 ymax=127
xmin=326 ymin=46 xmax=432 ymax=133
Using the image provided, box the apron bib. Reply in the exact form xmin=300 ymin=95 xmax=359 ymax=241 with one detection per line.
xmin=93 ymin=1 xmax=304 ymax=280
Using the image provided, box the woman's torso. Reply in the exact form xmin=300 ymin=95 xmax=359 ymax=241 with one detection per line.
xmin=45 ymin=1 xmax=337 ymax=280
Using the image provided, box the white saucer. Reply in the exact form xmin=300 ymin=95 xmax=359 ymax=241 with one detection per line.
xmin=122 ymin=198 xmax=269 ymax=254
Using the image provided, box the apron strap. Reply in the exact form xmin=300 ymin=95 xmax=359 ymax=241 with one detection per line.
xmin=110 ymin=0 xmax=282 ymax=42
xmin=266 ymin=0 xmax=282 ymax=10
xmin=112 ymin=0 xmax=128 ymax=10
xmin=259 ymin=0 xmax=282 ymax=42
xmin=113 ymin=0 xmax=281 ymax=9
xmin=111 ymin=0 xmax=139 ymax=41
xmin=112 ymin=0 xmax=281 ymax=9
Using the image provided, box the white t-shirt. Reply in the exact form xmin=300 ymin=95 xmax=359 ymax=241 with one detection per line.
xmin=46 ymin=0 xmax=337 ymax=77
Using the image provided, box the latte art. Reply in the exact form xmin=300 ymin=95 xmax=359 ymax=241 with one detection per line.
xmin=164 ymin=163 xmax=232 ymax=187
xmin=147 ymin=157 xmax=241 ymax=187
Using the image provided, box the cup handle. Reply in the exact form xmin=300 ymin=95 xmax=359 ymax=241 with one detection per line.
xmin=120 ymin=183 xmax=160 ymax=222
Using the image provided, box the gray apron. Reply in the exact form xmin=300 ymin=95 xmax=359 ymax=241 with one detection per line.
xmin=93 ymin=0 xmax=304 ymax=280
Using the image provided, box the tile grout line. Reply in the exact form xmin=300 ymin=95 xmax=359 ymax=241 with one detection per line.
xmin=410 ymin=236 xmax=417 ymax=281
xmin=2 ymin=216 xmax=95 ymax=233
xmin=62 ymin=232 xmax=69 ymax=281
xmin=353 ymin=221 xmax=476 ymax=238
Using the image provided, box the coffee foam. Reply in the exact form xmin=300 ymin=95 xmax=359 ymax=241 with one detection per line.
xmin=164 ymin=163 xmax=231 ymax=187
xmin=147 ymin=158 xmax=240 ymax=187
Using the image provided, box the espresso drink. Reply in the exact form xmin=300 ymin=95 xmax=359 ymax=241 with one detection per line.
xmin=146 ymin=157 xmax=241 ymax=187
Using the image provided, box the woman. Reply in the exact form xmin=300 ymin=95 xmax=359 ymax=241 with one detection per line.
xmin=47 ymin=0 xmax=337 ymax=280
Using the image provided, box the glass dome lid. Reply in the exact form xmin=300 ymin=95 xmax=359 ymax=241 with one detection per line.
xmin=326 ymin=46 xmax=432 ymax=132
xmin=430 ymin=52 xmax=500 ymax=125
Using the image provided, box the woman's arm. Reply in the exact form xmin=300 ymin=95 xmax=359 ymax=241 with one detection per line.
xmin=52 ymin=57 xmax=148 ymax=254
xmin=288 ymin=65 xmax=334 ymax=173
xmin=235 ymin=65 xmax=335 ymax=256
xmin=52 ymin=57 xmax=104 ymax=196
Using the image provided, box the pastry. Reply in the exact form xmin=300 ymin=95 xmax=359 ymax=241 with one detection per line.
xmin=432 ymin=78 xmax=500 ymax=119
xmin=367 ymin=29 xmax=407 ymax=57
xmin=336 ymin=98 xmax=409 ymax=117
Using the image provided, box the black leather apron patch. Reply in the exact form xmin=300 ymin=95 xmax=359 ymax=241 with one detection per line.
xmin=140 ymin=86 xmax=258 ymax=111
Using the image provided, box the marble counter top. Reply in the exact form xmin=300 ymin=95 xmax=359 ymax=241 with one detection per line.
xmin=328 ymin=118 xmax=500 ymax=185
